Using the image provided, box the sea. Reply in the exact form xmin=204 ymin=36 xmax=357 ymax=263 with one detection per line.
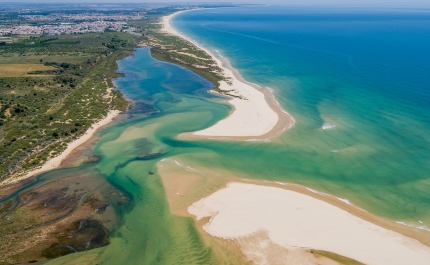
xmin=17 ymin=5 xmax=430 ymax=264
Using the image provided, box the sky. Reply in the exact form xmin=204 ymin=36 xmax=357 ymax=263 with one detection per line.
xmin=2 ymin=0 xmax=430 ymax=6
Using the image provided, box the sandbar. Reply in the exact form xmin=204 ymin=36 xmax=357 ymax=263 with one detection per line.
xmin=189 ymin=182 xmax=430 ymax=265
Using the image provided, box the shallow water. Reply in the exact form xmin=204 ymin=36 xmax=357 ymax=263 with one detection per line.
xmin=28 ymin=6 xmax=430 ymax=264
xmin=45 ymin=48 xmax=236 ymax=264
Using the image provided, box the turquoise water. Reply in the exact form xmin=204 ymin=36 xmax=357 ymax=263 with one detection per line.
xmin=30 ymin=6 xmax=430 ymax=264
xmin=46 ymin=48 xmax=236 ymax=264
xmin=173 ymin=6 xmax=430 ymax=222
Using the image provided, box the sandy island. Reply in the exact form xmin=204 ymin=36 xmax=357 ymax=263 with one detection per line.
xmin=188 ymin=182 xmax=430 ymax=265
xmin=1 ymin=110 xmax=120 ymax=186
xmin=161 ymin=12 xmax=294 ymax=138
xmin=158 ymin=155 xmax=430 ymax=265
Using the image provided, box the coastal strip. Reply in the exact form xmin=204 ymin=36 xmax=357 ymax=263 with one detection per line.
xmin=161 ymin=12 xmax=294 ymax=138
xmin=1 ymin=110 xmax=120 ymax=186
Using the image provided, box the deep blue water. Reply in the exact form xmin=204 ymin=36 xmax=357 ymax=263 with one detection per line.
xmin=174 ymin=7 xmax=430 ymax=109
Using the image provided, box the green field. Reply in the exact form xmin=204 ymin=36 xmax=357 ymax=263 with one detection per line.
xmin=0 ymin=53 xmax=91 ymax=64
xmin=0 ymin=63 xmax=56 ymax=77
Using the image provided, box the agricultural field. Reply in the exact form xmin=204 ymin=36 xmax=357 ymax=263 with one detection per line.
xmin=0 ymin=63 xmax=56 ymax=77
xmin=0 ymin=53 xmax=90 ymax=64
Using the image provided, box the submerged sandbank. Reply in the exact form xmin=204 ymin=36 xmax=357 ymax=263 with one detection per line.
xmin=188 ymin=182 xmax=430 ymax=265
xmin=161 ymin=12 xmax=294 ymax=138
xmin=1 ymin=110 xmax=121 ymax=186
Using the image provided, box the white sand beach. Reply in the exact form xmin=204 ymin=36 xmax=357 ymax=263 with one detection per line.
xmin=188 ymin=182 xmax=430 ymax=265
xmin=161 ymin=13 xmax=282 ymax=137
xmin=1 ymin=110 xmax=120 ymax=186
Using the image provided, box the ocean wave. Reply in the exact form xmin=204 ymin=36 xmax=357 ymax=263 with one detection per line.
xmin=322 ymin=123 xmax=336 ymax=130
xmin=306 ymin=187 xmax=328 ymax=196
xmin=265 ymin=86 xmax=274 ymax=92
xmin=186 ymin=166 xmax=198 ymax=172
xmin=171 ymin=159 xmax=209 ymax=177
xmin=275 ymin=181 xmax=289 ymax=186
xmin=247 ymin=81 xmax=262 ymax=88
xmin=338 ymin=198 xmax=353 ymax=205
xmin=396 ymin=221 xmax=430 ymax=231
xmin=274 ymin=99 xmax=295 ymax=118
xmin=305 ymin=187 xmax=361 ymax=209
xmin=241 ymin=178 xmax=252 ymax=182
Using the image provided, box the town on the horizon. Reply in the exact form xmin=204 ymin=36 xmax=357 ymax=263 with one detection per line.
xmin=0 ymin=3 xmax=201 ymax=39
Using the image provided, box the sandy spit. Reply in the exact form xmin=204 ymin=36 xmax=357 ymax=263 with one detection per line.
xmin=188 ymin=182 xmax=430 ymax=265
xmin=1 ymin=110 xmax=120 ymax=187
xmin=161 ymin=12 xmax=284 ymax=137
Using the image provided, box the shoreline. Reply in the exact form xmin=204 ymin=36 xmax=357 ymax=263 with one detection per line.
xmin=161 ymin=11 xmax=295 ymax=139
xmin=156 ymin=157 xmax=430 ymax=265
xmin=1 ymin=110 xmax=121 ymax=187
